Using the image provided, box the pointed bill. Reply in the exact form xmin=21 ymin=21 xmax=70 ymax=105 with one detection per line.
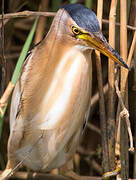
xmin=77 ymin=31 xmax=129 ymax=69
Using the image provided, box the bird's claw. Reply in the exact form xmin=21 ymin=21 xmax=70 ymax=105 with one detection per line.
xmin=102 ymin=166 xmax=121 ymax=179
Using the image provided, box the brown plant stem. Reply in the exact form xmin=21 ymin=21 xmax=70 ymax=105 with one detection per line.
xmin=115 ymin=80 xmax=134 ymax=152
xmin=123 ymin=30 xmax=136 ymax=86
xmin=87 ymin=122 xmax=101 ymax=135
xmin=0 ymin=11 xmax=56 ymax=19
xmin=0 ymin=82 xmax=14 ymax=115
xmin=115 ymin=24 xmax=136 ymax=168
xmin=107 ymin=0 xmax=117 ymax=172
xmin=102 ymin=19 xmax=136 ymax=31
xmin=127 ymin=4 xmax=136 ymax=175
xmin=34 ymin=0 xmax=49 ymax=44
xmin=0 ymin=0 xmax=6 ymax=96
xmin=129 ymin=3 xmax=136 ymax=177
xmin=133 ymin=44 xmax=136 ymax=178
xmin=0 ymin=11 xmax=136 ymax=30
xmin=95 ymin=0 xmax=109 ymax=173
xmin=0 ymin=171 xmax=102 ymax=180
xmin=120 ymin=0 xmax=129 ymax=179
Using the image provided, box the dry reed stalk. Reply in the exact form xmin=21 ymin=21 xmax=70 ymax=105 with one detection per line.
xmin=0 ymin=11 xmax=136 ymax=31
xmin=87 ymin=122 xmax=101 ymax=135
xmin=133 ymin=45 xmax=136 ymax=178
xmin=102 ymin=19 xmax=136 ymax=31
xmin=34 ymin=0 xmax=49 ymax=44
xmin=107 ymin=0 xmax=117 ymax=171
xmin=120 ymin=0 xmax=129 ymax=179
xmin=0 ymin=0 xmax=6 ymax=96
xmin=120 ymin=1 xmax=128 ymax=96
xmin=115 ymin=81 xmax=134 ymax=152
xmin=95 ymin=0 xmax=109 ymax=173
xmin=0 ymin=82 xmax=14 ymax=115
xmin=132 ymin=5 xmax=136 ymax=177
xmin=122 ymin=31 xmax=136 ymax=87
xmin=0 ymin=171 xmax=102 ymax=180
xmin=0 ymin=11 xmax=56 ymax=19
xmin=128 ymin=1 xmax=136 ymax=176
xmin=116 ymin=17 xmax=136 ymax=180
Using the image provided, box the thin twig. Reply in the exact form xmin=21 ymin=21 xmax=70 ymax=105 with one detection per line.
xmin=102 ymin=19 xmax=136 ymax=31
xmin=0 ymin=11 xmax=136 ymax=30
xmin=0 ymin=11 xmax=56 ymax=19
xmin=115 ymin=80 xmax=134 ymax=152
xmin=87 ymin=122 xmax=101 ymax=135
xmin=77 ymin=146 xmax=95 ymax=157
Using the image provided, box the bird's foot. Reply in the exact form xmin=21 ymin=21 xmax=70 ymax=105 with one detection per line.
xmin=102 ymin=166 xmax=121 ymax=179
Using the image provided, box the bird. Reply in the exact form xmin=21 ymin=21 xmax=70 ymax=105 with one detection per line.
xmin=1 ymin=3 xmax=128 ymax=180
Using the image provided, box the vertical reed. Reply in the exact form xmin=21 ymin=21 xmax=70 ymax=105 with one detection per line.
xmin=34 ymin=0 xmax=49 ymax=44
xmin=107 ymin=0 xmax=117 ymax=171
xmin=0 ymin=0 xmax=6 ymax=96
xmin=95 ymin=0 xmax=109 ymax=173
xmin=120 ymin=0 xmax=129 ymax=179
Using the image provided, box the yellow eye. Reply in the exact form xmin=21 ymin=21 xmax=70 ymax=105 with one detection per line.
xmin=72 ymin=26 xmax=81 ymax=35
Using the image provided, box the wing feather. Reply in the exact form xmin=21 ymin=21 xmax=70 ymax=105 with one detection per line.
xmin=10 ymin=52 xmax=34 ymax=132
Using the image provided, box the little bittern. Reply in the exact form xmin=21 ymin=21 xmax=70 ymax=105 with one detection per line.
xmin=1 ymin=3 xmax=128 ymax=180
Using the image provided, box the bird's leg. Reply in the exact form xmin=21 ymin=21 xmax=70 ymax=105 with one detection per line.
xmin=102 ymin=165 xmax=121 ymax=179
xmin=59 ymin=160 xmax=84 ymax=180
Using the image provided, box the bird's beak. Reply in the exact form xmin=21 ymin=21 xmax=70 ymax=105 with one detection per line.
xmin=77 ymin=32 xmax=128 ymax=69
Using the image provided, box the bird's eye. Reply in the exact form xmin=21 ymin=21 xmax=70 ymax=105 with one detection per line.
xmin=72 ymin=26 xmax=80 ymax=35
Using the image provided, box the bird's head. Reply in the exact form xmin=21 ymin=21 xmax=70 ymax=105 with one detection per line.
xmin=60 ymin=4 xmax=128 ymax=69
